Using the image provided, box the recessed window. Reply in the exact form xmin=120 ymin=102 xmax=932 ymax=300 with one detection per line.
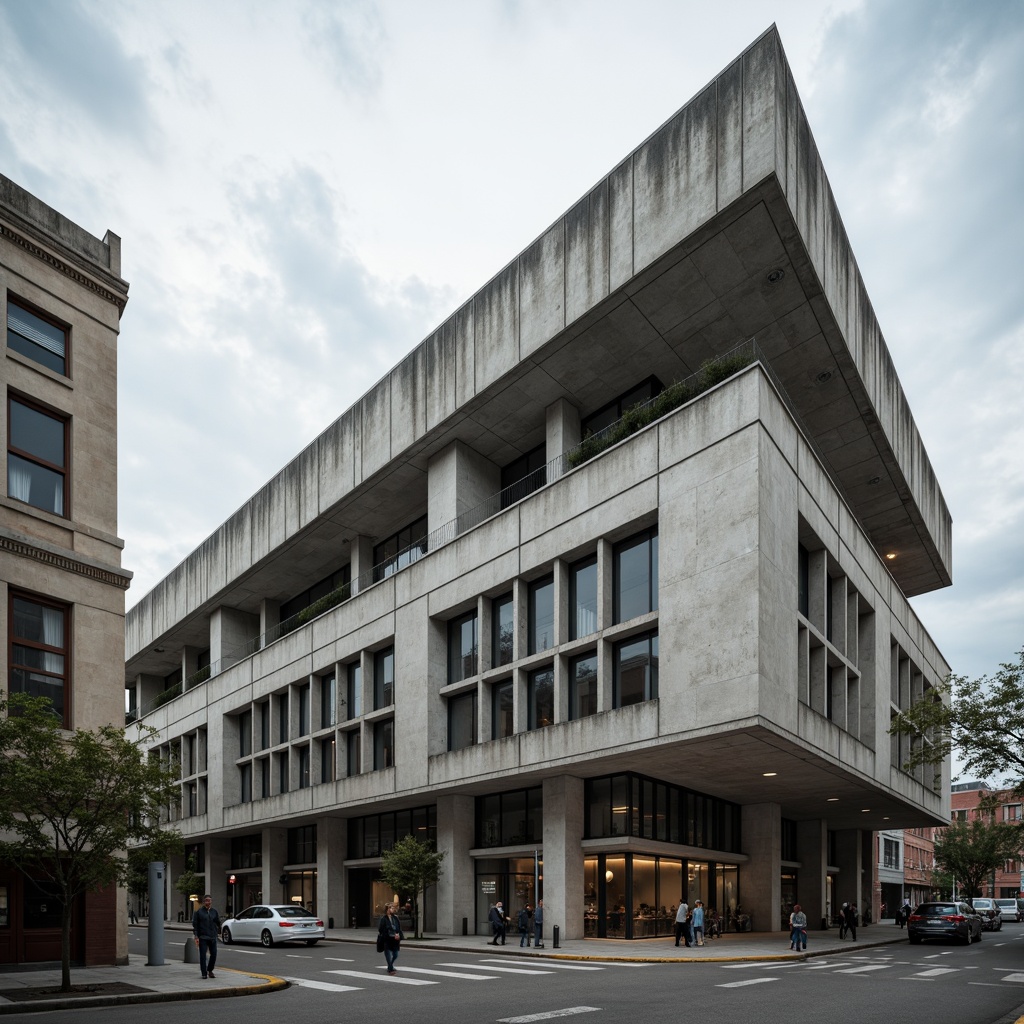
xmin=492 ymin=680 xmax=513 ymax=740
xmin=346 ymin=732 xmax=361 ymax=777
xmin=298 ymin=684 xmax=310 ymax=736
xmin=259 ymin=757 xmax=270 ymax=798
xmin=448 ymin=691 xmax=478 ymax=751
xmin=528 ymin=576 xmax=555 ymax=655
xmin=297 ymin=745 xmax=311 ymax=789
xmin=321 ymin=673 xmax=337 ymax=728
xmin=448 ymin=611 xmax=478 ymax=684
xmin=258 ymin=701 xmax=270 ymax=750
xmin=492 ymin=593 xmax=514 ymax=667
xmin=277 ymin=752 xmax=289 ymax=794
xmin=569 ymin=652 xmax=598 ymax=720
xmin=500 ymin=443 xmax=547 ymax=509
xmin=581 ymin=376 xmax=663 ymax=438
xmin=7 ymin=299 xmax=68 ymax=375
xmin=9 ymin=591 xmax=69 ymax=727
xmin=239 ymin=764 xmax=252 ymax=804
xmin=239 ymin=710 xmax=252 ymax=757
xmin=570 ymin=556 xmax=598 ymax=640
xmin=320 ymin=737 xmax=336 ymax=783
xmin=7 ymin=395 xmax=67 ymax=516
xmin=528 ymin=666 xmax=554 ymax=730
xmin=374 ymin=647 xmax=394 ymax=709
xmin=614 ymin=632 xmax=658 ymax=707
xmin=374 ymin=719 xmax=394 ymax=770
xmin=373 ymin=515 xmax=428 ymax=582
xmin=613 ymin=528 xmax=658 ymax=623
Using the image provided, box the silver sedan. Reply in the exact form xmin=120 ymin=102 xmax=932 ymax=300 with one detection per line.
xmin=221 ymin=904 xmax=325 ymax=947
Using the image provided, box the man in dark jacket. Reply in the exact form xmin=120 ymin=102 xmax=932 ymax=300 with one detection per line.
xmin=192 ymin=894 xmax=221 ymax=978
xmin=488 ymin=901 xmax=506 ymax=945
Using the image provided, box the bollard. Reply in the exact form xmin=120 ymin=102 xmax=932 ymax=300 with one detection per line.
xmin=184 ymin=936 xmax=199 ymax=964
xmin=553 ymin=925 xmax=560 ymax=949
xmin=329 ymin=917 xmax=334 ymax=929
xmin=462 ymin=917 xmax=468 ymax=936
xmin=351 ymin=905 xmax=357 ymax=928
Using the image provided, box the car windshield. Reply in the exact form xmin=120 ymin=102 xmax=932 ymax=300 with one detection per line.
xmin=995 ymin=900 xmax=1016 ymax=908
xmin=974 ymin=900 xmax=993 ymax=908
xmin=917 ymin=904 xmax=957 ymax=916
xmin=274 ymin=906 xmax=316 ymax=918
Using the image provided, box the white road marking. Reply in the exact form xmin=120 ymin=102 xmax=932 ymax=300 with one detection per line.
xmin=999 ymin=973 xmax=1024 ymax=982
xmin=836 ymin=965 xmax=889 ymax=974
xmin=220 ymin=948 xmax=265 ymax=955
xmin=324 ymin=969 xmax=434 ymax=986
xmin=498 ymin=1008 xmax=601 ymax=1022
xmin=283 ymin=976 xmax=361 ymax=993
xmin=286 ymin=954 xmax=314 ymax=958
xmin=909 ymin=968 xmax=958 ymax=978
xmin=486 ymin=959 xmax=603 ymax=971
xmin=717 ymin=978 xmax=778 ymax=988
xmin=435 ymin=961 xmax=554 ymax=975
xmin=804 ymin=963 xmax=852 ymax=970
xmin=374 ymin=965 xmax=493 ymax=980
xmin=323 ymin=957 xmax=354 ymax=962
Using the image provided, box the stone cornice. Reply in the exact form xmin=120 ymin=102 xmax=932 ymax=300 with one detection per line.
xmin=0 ymin=533 xmax=131 ymax=590
xmin=0 ymin=223 xmax=127 ymax=313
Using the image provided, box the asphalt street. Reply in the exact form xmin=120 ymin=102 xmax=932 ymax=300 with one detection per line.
xmin=17 ymin=926 xmax=1024 ymax=1024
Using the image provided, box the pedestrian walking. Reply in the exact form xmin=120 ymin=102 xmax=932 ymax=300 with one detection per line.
xmin=377 ymin=902 xmax=404 ymax=974
xmin=489 ymin=901 xmax=507 ymax=945
xmin=838 ymin=901 xmax=848 ymax=939
xmin=843 ymin=901 xmax=858 ymax=941
xmin=789 ymin=903 xmax=807 ymax=950
xmin=518 ymin=903 xmax=533 ymax=947
xmin=674 ymin=899 xmax=690 ymax=947
xmin=534 ymin=898 xmax=545 ymax=948
xmin=192 ymin=894 xmax=221 ymax=979
xmin=692 ymin=900 xmax=705 ymax=946
xmin=899 ymin=896 xmax=911 ymax=929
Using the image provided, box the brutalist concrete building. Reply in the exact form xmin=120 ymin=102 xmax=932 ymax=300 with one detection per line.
xmin=126 ymin=27 xmax=950 ymax=939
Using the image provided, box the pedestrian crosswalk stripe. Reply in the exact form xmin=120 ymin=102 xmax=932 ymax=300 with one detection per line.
xmin=284 ymin=976 xmax=362 ymax=992
xmin=487 ymin=959 xmax=603 ymax=971
xmin=498 ymin=1008 xmax=601 ymax=1022
xmin=717 ymin=978 xmax=778 ymax=988
xmin=376 ymin=966 xmax=493 ymax=980
xmin=836 ymin=965 xmax=889 ymax=974
xmin=325 ymin=969 xmax=433 ymax=985
xmin=999 ymin=973 xmax=1024 ymax=982
xmin=909 ymin=969 xmax=958 ymax=978
xmin=435 ymin=962 xmax=555 ymax=975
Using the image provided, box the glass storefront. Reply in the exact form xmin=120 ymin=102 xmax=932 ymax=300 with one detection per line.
xmin=475 ymin=857 xmax=541 ymax=936
xmin=583 ymin=853 xmax=739 ymax=939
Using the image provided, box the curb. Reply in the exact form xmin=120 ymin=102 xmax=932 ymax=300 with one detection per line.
xmin=0 ymin=969 xmax=288 ymax=1015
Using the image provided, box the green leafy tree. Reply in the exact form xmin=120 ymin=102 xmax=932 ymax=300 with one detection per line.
xmin=890 ymin=647 xmax=1024 ymax=789
xmin=929 ymin=867 xmax=956 ymax=900
xmin=378 ymin=834 xmax=445 ymax=939
xmin=175 ymin=854 xmax=202 ymax=921
xmin=0 ymin=691 xmax=181 ymax=991
xmin=932 ymin=805 xmax=1022 ymax=906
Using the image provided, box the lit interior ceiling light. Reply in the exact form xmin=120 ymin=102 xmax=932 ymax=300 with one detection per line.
xmin=886 ymin=552 xmax=897 ymax=560
xmin=762 ymin=772 xmax=778 ymax=777
xmin=827 ymin=797 xmax=839 ymax=802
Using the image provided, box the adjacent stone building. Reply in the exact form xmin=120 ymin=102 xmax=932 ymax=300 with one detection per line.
xmin=126 ymin=27 xmax=951 ymax=939
xmin=1 ymin=174 xmax=131 ymax=963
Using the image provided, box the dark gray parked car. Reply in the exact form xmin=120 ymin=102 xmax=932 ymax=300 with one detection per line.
xmin=907 ymin=901 xmax=983 ymax=945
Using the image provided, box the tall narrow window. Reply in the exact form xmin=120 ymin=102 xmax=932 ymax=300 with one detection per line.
xmin=570 ymin=556 xmax=598 ymax=640
xmin=613 ymin=528 xmax=658 ymax=623
xmin=297 ymin=745 xmax=310 ymax=789
xmin=320 ymin=737 xmax=336 ymax=783
xmin=259 ymin=757 xmax=270 ymax=798
xmin=238 ymin=710 xmax=252 ymax=757
xmin=798 ymin=544 xmax=809 ymax=617
xmin=8 ymin=396 xmax=67 ymax=516
xmin=347 ymin=662 xmax=362 ymax=719
xmin=277 ymin=693 xmax=288 ymax=743
xmin=347 ymin=733 xmax=361 ymax=777
xmin=7 ymin=299 xmax=68 ymax=375
xmin=321 ymin=673 xmax=336 ymax=727
xmin=239 ymin=764 xmax=252 ymax=803
xmin=528 ymin=576 xmax=555 ymax=655
xmin=492 ymin=593 xmax=514 ymax=667
xmin=9 ymin=592 xmax=69 ymax=727
xmin=259 ymin=701 xmax=270 ymax=749
xmin=277 ymin=752 xmax=289 ymax=794
xmin=569 ymin=652 xmax=598 ymax=720
xmin=448 ymin=612 xmax=478 ymax=683
xmin=448 ymin=692 xmax=478 ymax=751
xmin=374 ymin=719 xmax=394 ymax=770
xmin=528 ymin=667 xmax=554 ymax=730
xmin=374 ymin=647 xmax=394 ymax=709
xmin=492 ymin=680 xmax=513 ymax=740
xmin=614 ymin=632 xmax=658 ymax=707
xmin=298 ymin=684 xmax=310 ymax=736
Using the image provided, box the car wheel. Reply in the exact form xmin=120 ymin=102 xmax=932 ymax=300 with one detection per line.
xmin=963 ymin=928 xmax=972 ymax=945
xmin=306 ymin=939 xmax=319 ymax=947
xmin=261 ymin=929 xmax=274 ymax=948
xmin=221 ymin=927 xmax=232 ymax=944
xmin=909 ymin=935 xmax=922 ymax=944
xmin=976 ymin=928 xmax=982 ymax=941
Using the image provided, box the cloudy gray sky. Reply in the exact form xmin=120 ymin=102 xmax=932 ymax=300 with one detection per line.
xmin=1 ymin=0 xmax=1021 ymax=692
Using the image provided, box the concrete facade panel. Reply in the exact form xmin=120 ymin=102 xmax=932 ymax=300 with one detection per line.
xmin=607 ymin=158 xmax=634 ymax=293
xmin=425 ymin=319 xmax=458 ymax=431
xmin=474 ymin=263 xmax=519 ymax=392
xmin=391 ymin=343 xmax=427 ymax=456
xmin=317 ymin=410 xmax=357 ymax=512
xmin=519 ymin=222 xmax=565 ymax=359
xmin=741 ymin=30 xmax=781 ymax=192
xmin=717 ymin=57 xmax=745 ymax=208
xmin=360 ymin=377 xmax=392 ymax=480
xmin=565 ymin=181 xmax=610 ymax=327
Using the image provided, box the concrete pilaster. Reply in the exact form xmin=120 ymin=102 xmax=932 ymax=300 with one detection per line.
xmin=546 ymin=397 xmax=581 ymax=473
xmin=210 ymin=606 xmax=258 ymax=670
xmin=796 ymin=819 xmax=827 ymax=928
xmin=542 ymin=775 xmax=585 ymax=939
xmin=350 ymin=536 xmax=374 ymax=593
xmin=206 ymin=837 xmax=232 ymax=915
xmin=317 ymin=817 xmax=347 ymax=927
xmin=437 ymin=794 xmax=475 ymax=935
xmin=833 ymin=828 xmax=863 ymax=911
xmin=427 ymin=440 xmax=500 ymax=531
xmin=741 ymin=803 xmax=781 ymax=932
xmin=263 ymin=827 xmax=288 ymax=908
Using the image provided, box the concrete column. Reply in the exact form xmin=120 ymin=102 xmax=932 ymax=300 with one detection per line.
xmin=796 ymin=819 xmax=828 ymax=928
xmin=833 ymin=828 xmax=863 ymax=912
xmin=741 ymin=803 xmax=782 ymax=932
xmin=437 ymin=794 xmax=475 ymax=935
xmin=317 ymin=816 xmax=346 ymax=928
xmin=428 ymin=440 xmax=501 ymax=535
xmin=182 ymin=646 xmax=200 ymax=688
xmin=542 ymin=775 xmax=585 ymax=940
xmin=260 ymin=599 xmax=281 ymax=641
xmin=136 ymin=673 xmax=163 ymax=712
xmin=263 ymin=827 xmax=288 ymax=908
xmin=350 ymin=536 xmax=374 ymax=593
xmin=546 ymin=397 xmax=581 ymax=476
xmin=207 ymin=837 xmax=232 ymax=916
xmin=210 ymin=606 xmax=258 ymax=670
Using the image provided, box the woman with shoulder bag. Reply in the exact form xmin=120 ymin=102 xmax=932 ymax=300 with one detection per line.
xmin=377 ymin=902 xmax=405 ymax=974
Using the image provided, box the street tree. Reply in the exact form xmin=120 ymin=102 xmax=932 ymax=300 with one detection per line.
xmin=932 ymin=804 xmax=1022 ymax=905
xmin=378 ymin=834 xmax=445 ymax=939
xmin=0 ymin=691 xmax=181 ymax=991
xmin=175 ymin=854 xmax=202 ymax=921
xmin=890 ymin=647 xmax=1024 ymax=789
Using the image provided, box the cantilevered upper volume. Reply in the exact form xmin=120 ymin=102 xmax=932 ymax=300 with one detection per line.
xmin=126 ymin=25 xmax=949 ymax=667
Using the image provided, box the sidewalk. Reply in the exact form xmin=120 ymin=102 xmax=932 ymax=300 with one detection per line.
xmin=0 ymin=920 xmax=914 ymax=1014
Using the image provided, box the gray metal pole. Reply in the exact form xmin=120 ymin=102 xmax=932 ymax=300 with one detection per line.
xmin=146 ymin=862 xmax=165 ymax=966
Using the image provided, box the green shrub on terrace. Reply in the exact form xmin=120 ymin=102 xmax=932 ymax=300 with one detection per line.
xmin=152 ymin=681 xmax=182 ymax=710
xmin=565 ymin=350 xmax=754 ymax=470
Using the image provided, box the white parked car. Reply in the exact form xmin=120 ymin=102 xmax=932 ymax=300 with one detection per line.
xmin=221 ymin=904 xmax=325 ymax=946
xmin=994 ymin=899 xmax=1021 ymax=923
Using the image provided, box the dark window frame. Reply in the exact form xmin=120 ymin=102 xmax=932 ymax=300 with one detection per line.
xmin=6 ymin=296 xmax=69 ymax=376
xmin=373 ymin=718 xmax=394 ymax=770
xmin=570 ymin=555 xmax=598 ymax=640
xmin=448 ymin=690 xmax=478 ymax=751
xmin=374 ymin=647 xmax=394 ymax=709
xmin=9 ymin=589 xmax=71 ymax=728
xmin=528 ymin=665 xmax=554 ymax=730
xmin=492 ymin=592 xmax=514 ymax=667
xmin=7 ymin=393 xmax=69 ymax=517
xmin=569 ymin=651 xmax=598 ymax=720
xmin=613 ymin=527 xmax=659 ymax=623
xmin=613 ymin=631 xmax=658 ymax=708
xmin=448 ymin=610 xmax=479 ymax=684
xmin=528 ymin=575 xmax=555 ymax=655
xmin=492 ymin=679 xmax=514 ymax=740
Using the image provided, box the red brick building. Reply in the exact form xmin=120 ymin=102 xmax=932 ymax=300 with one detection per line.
xmin=950 ymin=782 xmax=1023 ymax=899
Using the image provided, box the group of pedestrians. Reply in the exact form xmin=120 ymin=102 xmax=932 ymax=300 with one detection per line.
xmin=837 ymin=901 xmax=859 ymax=940
xmin=673 ymin=899 xmax=710 ymax=946
xmin=488 ymin=898 xmax=544 ymax=947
